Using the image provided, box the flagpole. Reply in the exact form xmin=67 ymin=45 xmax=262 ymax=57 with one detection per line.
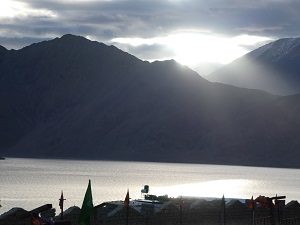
xmin=59 ymin=190 xmax=66 ymax=221
xmin=92 ymin=208 xmax=96 ymax=225
xmin=126 ymin=204 xmax=129 ymax=225
xmin=124 ymin=189 xmax=130 ymax=225
xmin=252 ymin=202 xmax=255 ymax=225
xmin=222 ymin=195 xmax=226 ymax=225
xmin=179 ymin=197 xmax=183 ymax=225
xmin=249 ymin=196 xmax=255 ymax=225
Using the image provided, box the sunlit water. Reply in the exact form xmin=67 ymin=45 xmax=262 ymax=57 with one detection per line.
xmin=1 ymin=158 xmax=300 ymax=214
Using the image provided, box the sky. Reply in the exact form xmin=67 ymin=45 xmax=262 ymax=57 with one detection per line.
xmin=1 ymin=0 xmax=300 ymax=74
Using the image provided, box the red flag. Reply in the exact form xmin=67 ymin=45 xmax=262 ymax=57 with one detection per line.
xmin=124 ymin=190 xmax=129 ymax=207
xmin=31 ymin=217 xmax=42 ymax=225
xmin=255 ymin=195 xmax=269 ymax=208
xmin=247 ymin=196 xmax=255 ymax=209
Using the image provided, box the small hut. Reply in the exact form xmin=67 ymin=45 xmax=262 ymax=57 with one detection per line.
xmin=0 ymin=207 xmax=31 ymax=225
xmin=284 ymin=200 xmax=300 ymax=218
xmin=55 ymin=206 xmax=80 ymax=225
xmin=153 ymin=201 xmax=180 ymax=225
xmin=94 ymin=201 xmax=143 ymax=225
xmin=226 ymin=200 xmax=251 ymax=225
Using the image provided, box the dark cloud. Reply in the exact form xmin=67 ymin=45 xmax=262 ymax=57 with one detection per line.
xmin=2 ymin=0 xmax=300 ymax=50
xmin=90 ymin=1 xmax=296 ymax=37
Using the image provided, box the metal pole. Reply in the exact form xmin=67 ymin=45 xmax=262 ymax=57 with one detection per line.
xmin=221 ymin=195 xmax=226 ymax=225
xmin=59 ymin=191 xmax=66 ymax=221
xmin=61 ymin=208 xmax=63 ymax=220
xmin=270 ymin=198 xmax=275 ymax=225
xmin=252 ymin=205 xmax=255 ymax=225
xmin=126 ymin=205 xmax=129 ymax=225
xmin=180 ymin=203 xmax=183 ymax=225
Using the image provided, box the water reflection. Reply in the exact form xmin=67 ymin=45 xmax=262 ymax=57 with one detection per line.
xmin=153 ymin=179 xmax=256 ymax=199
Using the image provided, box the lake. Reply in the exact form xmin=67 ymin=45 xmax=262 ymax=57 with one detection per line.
xmin=0 ymin=158 xmax=300 ymax=214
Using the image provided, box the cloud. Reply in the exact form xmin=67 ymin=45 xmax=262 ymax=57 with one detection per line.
xmin=112 ymin=43 xmax=176 ymax=61
xmin=4 ymin=0 xmax=300 ymax=41
xmin=0 ymin=0 xmax=56 ymax=19
xmin=1 ymin=0 xmax=300 ymax=66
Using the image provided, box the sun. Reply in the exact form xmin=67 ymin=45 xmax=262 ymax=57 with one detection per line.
xmin=111 ymin=31 xmax=272 ymax=68
xmin=155 ymin=32 xmax=272 ymax=66
xmin=165 ymin=33 xmax=248 ymax=66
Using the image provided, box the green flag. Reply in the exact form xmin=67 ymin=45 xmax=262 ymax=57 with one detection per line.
xmin=79 ymin=179 xmax=94 ymax=225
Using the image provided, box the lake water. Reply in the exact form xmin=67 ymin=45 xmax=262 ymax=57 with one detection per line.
xmin=1 ymin=158 xmax=300 ymax=214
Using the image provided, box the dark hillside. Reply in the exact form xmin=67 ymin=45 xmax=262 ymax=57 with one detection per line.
xmin=0 ymin=35 xmax=299 ymax=168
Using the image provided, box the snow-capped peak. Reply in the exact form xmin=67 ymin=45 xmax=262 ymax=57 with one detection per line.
xmin=248 ymin=37 xmax=300 ymax=61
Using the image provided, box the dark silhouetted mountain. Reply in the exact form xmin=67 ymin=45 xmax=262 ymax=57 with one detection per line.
xmin=0 ymin=34 xmax=300 ymax=168
xmin=0 ymin=45 xmax=7 ymax=62
xmin=209 ymin=38 xmax=300 ymax=95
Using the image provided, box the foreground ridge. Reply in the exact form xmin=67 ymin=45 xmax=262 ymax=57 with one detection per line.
xmin=1 ymin=195 xmax=300 ymax=225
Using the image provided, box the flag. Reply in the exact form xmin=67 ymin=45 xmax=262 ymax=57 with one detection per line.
xmin=31 ymin=217 xmax=42 ymax=225
xmin=124 ymin=189 xmax=129 ymax=207
xmin=59 ymin=191 xmax=65 ymax=210
xmin=124 ymin=190 xmax=130 ymax=225
xmin=79 ymin=180 xmax=94 ymax=225
xmin=221 ymin=195 xmax=226 ymax=208
xmin=247 ymin=196 xmax=255 ymax=209
xmin=255 ymin=195 xmax=269 ymax=208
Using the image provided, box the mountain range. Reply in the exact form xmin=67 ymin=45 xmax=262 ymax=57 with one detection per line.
xmin=0 ymin=34 xmax=299 ymax=168
xmin=209 ymin=38 xmax=300 ymax=95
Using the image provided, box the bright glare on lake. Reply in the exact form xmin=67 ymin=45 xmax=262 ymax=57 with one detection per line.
xmin=154 ymin=179 xmax=253 ymax=199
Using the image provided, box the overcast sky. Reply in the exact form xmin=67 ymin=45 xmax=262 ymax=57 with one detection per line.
xmin=1 ymin=0 xmax=300 ymax=74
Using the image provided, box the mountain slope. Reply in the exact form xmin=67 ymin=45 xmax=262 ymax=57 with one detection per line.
xmin=209 ymin=38 xmax=300 ymax=95
xmin=0 ymin=34 xmax=300 ymax=168
xmin=0 ymin=45 xmax=7 ymax=62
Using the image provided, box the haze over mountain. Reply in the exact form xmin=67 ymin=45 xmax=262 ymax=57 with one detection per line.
xmin=0 ymin=34 xmax=300 ymax=168
xmin=209 ymin=38 xmax=300 ymax=95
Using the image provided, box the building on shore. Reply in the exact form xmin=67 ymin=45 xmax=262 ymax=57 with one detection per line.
xmin=1 ymin=198 xmax=300 ymax=225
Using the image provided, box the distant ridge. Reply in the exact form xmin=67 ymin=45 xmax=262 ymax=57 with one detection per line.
xmin=209 ymin=37 xmax=300 ymax=95
xmin=0 ymin=34 xmax=300 ymax=168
